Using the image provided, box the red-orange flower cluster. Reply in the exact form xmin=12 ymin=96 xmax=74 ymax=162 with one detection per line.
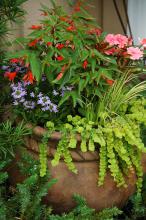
xmin=28 ymin=39 xmax=39 ymax=47
xmin=106 ymin=79 xmax=114 ymax=86
xmin=5 ymin=72 xmax=17 ymax=81
xmin=56 ymin=43 xmax=65 ymax=50
xmin=30 ymin=25 xmax=42 ymax=30
xmin=56 ymin=56 xmax=64 ymax=61
xmin=46 ymin=42 xmax=52 ymax=47
xmin=23 ymin=71 xmax=35 ymax=84
xmin=83 ymin=60 xmax=88 ymax=69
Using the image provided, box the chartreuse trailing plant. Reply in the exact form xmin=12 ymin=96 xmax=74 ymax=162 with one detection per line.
xmin=40 ymin=73 xmax=146 ymax=193
xmin=39 ymin=121 xmax=55 ymax=177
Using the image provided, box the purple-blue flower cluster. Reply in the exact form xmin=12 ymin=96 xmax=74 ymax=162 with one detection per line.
xmin=9 ymin=80 xmax=74 ymax=115
xmin=10 ymin=82 xmax=59 ymax=113
xmin=37 ymin=93 xmax=58 ymax=112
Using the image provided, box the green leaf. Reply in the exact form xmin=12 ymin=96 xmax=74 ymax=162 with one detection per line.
xmin=94 ymin=88 xmax=102 ymax=98
xmin=93 ymin=49 xmax=117 ymax=65
xmin=29 ymin=52 xmax=42 ymax=81
xmin=81 ymin=50 xmax=89 ymax=61
xmin=91 ymin=58 xmax=96 ymax=73
xmin=58 ymin=92 xmax=71 ymax=106
xmin=59 ymin=91 xmax=83 ymax=107
xmin=78 ymin=79 xmax=86 ymax=93
xmin=6 ymin=50 xmax=30 ymax=59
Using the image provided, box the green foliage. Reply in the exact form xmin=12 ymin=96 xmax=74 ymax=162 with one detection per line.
xmin=11 ymin=153 xmax=57 ymax=220
xmin=39 ymin=122 xmax=54 ymax=177
xmin=0 ymin=121 xmax=31 ymax=159
xmin=0 ymin=160 xmax=9 ymax=220
xmin=44 ymin=96 xmax=146 ymax=192
xmin=0 ymin=150 xmax=122 ymax=220
xmin=99 ymin=72 xmax=146 ymax=117
xmin=0 ymin=0 xmax=27 ymax=39
xmin=0 ymin=152 xmax=57 ymax=220
xmin=49 ymin=194 xmax=122 ymax=220
xmin=0 ymin=0 xmax=28 ymax=63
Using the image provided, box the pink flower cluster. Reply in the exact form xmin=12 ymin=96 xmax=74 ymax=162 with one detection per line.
xmin=105 ymin=33 xmax=144 ymax=60
xmin=127 ymin=47 xmax=143 ymax=60
xmin=105 ymin=34 xmax=128 ymax=48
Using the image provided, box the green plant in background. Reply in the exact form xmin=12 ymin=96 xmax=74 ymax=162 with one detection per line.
xmin=0 ymin=121 xmax=31 ymax=219
xmin=0 ymin=150 xmax=122 ymax=220
xmin=0 ymin=121 xmax=30 ymax=160
xmin=0 ymin=152 xmax=57 ymax=220
xmin=49 ymin=194 xmax=122 ymax=220
xmin=0 ymin=0 xmax=27 ymax=42
xmin=0 ymin=160 xmax=10 ymax=220
xmin=10 ymin=153 xmax=57 ymax=220
xmin=0 ymin=0 xmax=28 ymax=117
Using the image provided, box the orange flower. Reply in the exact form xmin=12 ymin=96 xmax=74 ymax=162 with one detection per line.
xmin=83 ymin=60 xmax=88 ymax=69
xmin=5 ymin=72 xmax=17 ymax=81
xmin=10 ymin=58 xmax=20 ymax=63
xmin=74 ymin=6 xmax=80 ymax=11
xmin=28 ymin=39 xmax=38 ymax=47
xmin=59 ymin=16 xmax=70 ymax=22
xmin=30 ymin=25 xmax=42 ymax=30
xmin=66 ymin=25 xmax=75 ymax=32
xmin=46 ymin=42 xmax=52 ymax=46
xmin=56 ymin=72 xmax=63 ymax=80
xmin=87 ymin=28 xmax=102 ymax=36
xmin=23 ymin=71 xmax=35 ymax=84
xmin=56 ymin=56 xmax=64 ymax=61
xmin=56 ymin=43 xmax=65 ymax=49
xmin=73 ymin=1 xmax=81 ymax=12
xmin=106 ymin=79 xmax=114 ymax=86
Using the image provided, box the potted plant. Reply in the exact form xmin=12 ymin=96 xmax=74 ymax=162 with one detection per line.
xmin=2 ymin=0 xmax=146 ymax=213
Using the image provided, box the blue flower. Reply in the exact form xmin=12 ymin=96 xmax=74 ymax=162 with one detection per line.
xmin=23 ymin=101 xmax=35 ymax=109
xmin=37 ymin=96 xmax=51 ymax=106
xmin=53 ymin=90 xmax=59 ymax=96
xmin=30 ymin=92 xmax=35 ymax=98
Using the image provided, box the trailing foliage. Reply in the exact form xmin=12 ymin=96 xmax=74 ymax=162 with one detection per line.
xmin=43 ymin=95 xmax=146 ymax=192
xmin=39 ymin=121 xmax=54 ymax=177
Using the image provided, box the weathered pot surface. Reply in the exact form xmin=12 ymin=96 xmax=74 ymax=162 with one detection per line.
xmin=8 ymin=123 xmax=146 ymax=214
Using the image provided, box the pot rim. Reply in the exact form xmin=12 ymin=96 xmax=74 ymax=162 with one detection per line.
xmin=25 ymin=122 xmax=81 ymax=141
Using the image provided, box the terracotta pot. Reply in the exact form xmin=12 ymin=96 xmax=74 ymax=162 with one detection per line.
xmin=8 ymin=123 xmax=146 ymax=214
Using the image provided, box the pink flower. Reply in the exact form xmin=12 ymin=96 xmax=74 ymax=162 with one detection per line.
xmin=105 ymin=34 xmax=117 ymax=46
xmin=127 ymin=47 xmax=143 ymax=60
xmin=104 ymin=48 xmax=117 ymax=55
xmin=105 ymin=34 xmax=128 ymax=48
xmin=115 ymin=34 xmax=128 ymax=48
